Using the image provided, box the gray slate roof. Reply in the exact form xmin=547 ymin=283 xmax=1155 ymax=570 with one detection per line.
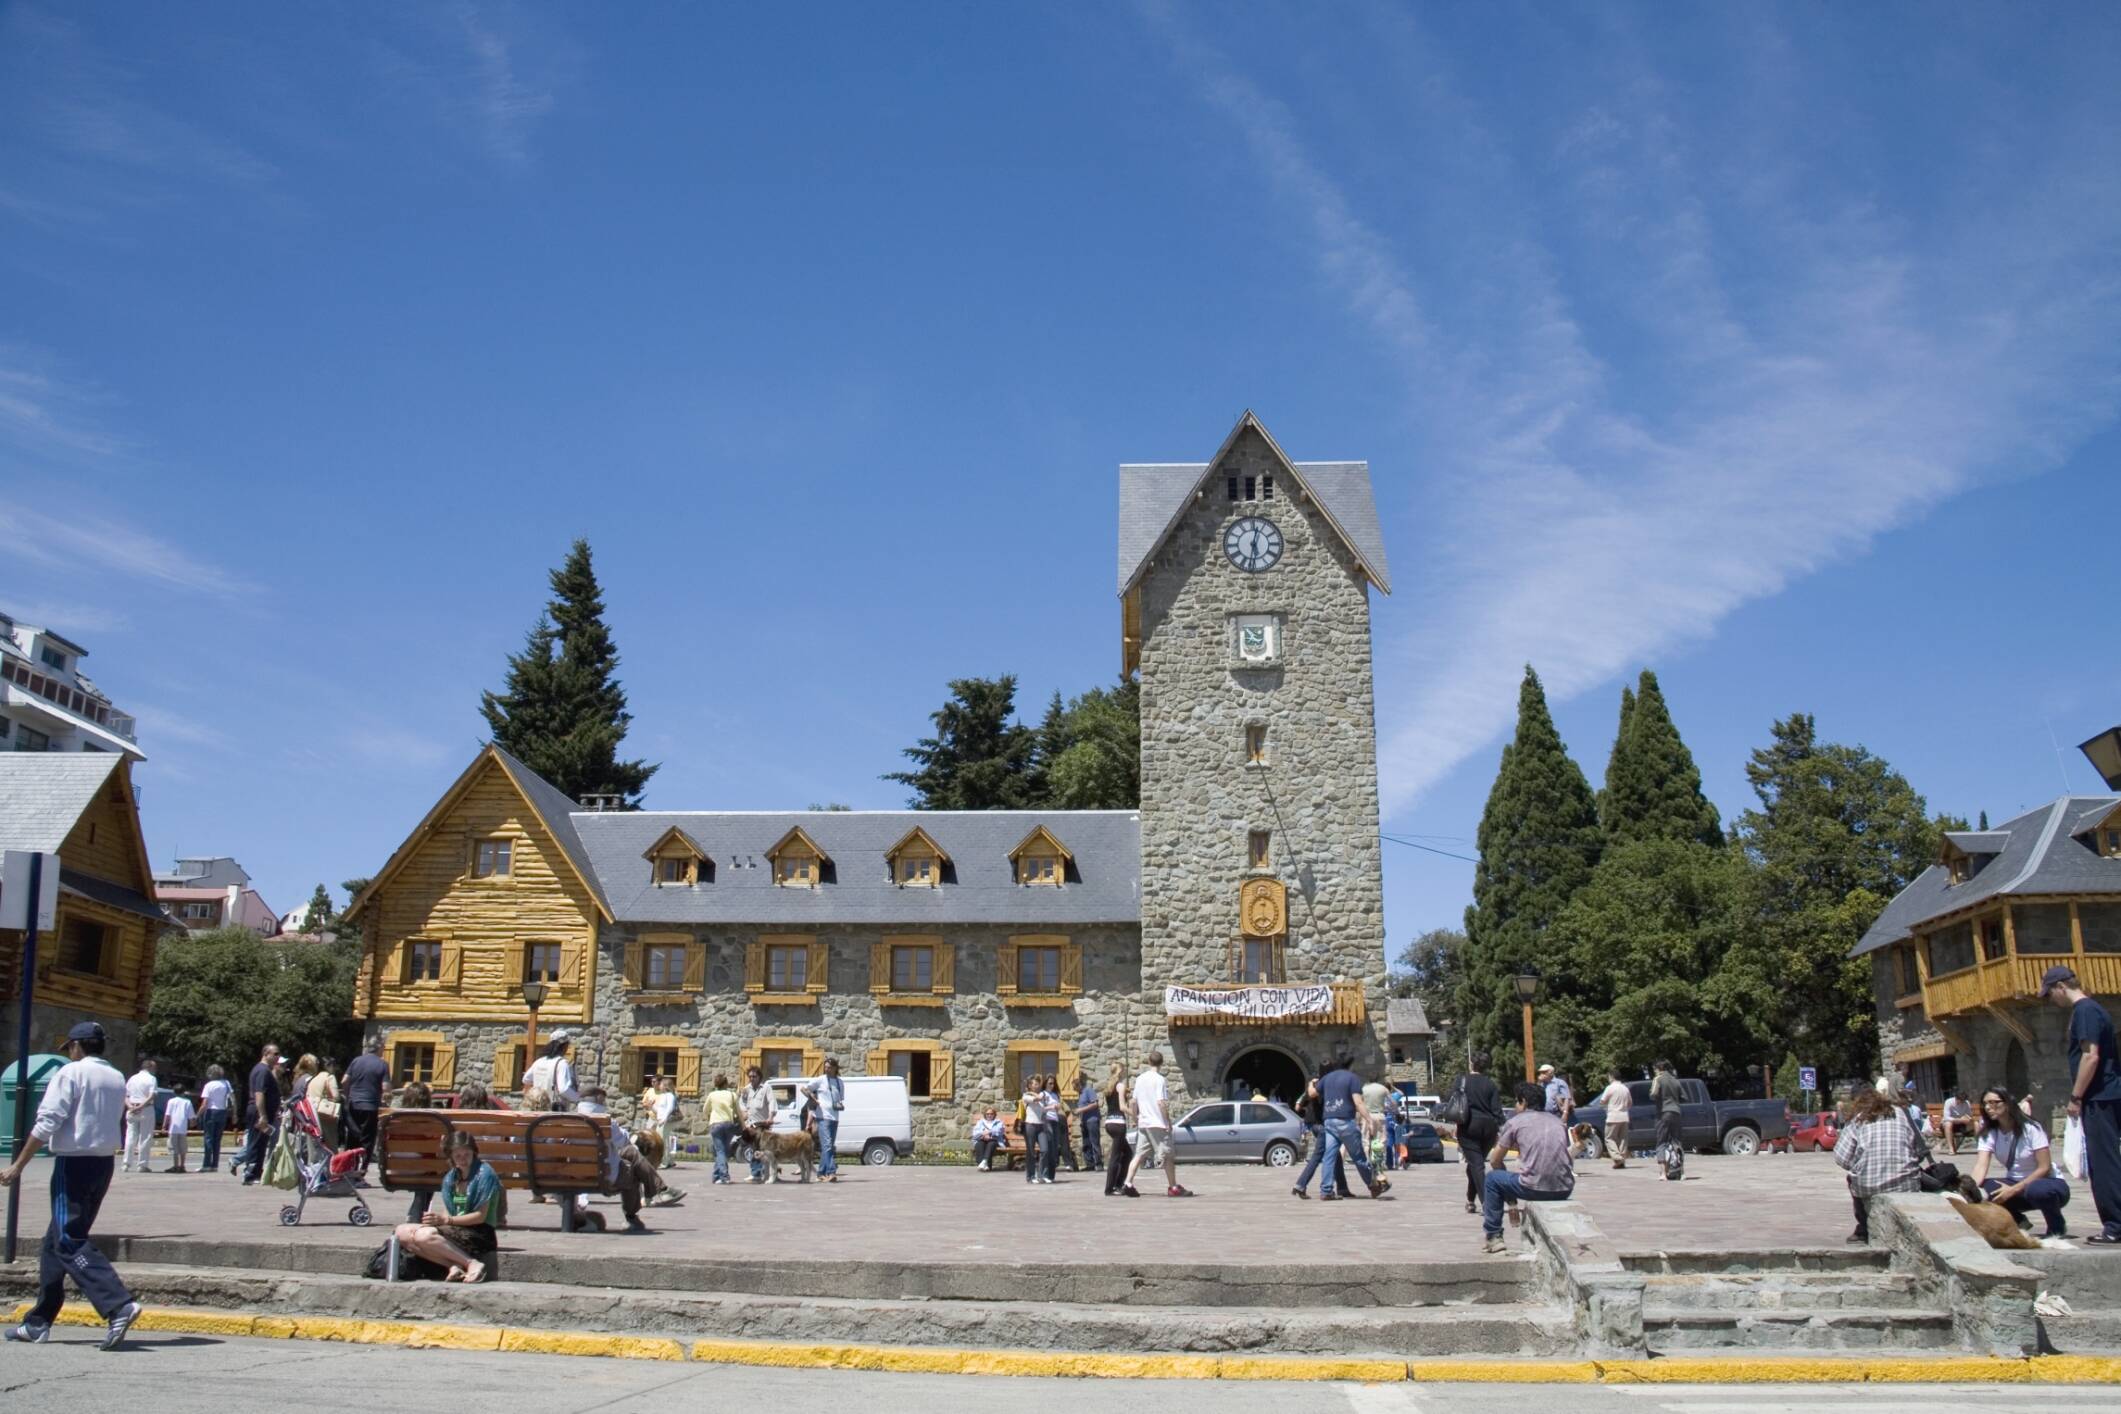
xmin=1853 ymin=794 xmax=2121 ymax=956
xmin=61 ymin=869 xmax=169 ymax=924
xmin=1385 ymin=997 xmax=1433 ymax=1035
xmin=575 ymin=809 xmax=1141 ymax=927
xmin=1116 ymin=414 xmax=1392 ymax=596
xmin=490 ymin=747 xmax=613 ymax=919
xmin=0 ymin=753 xmax=123 ymax=853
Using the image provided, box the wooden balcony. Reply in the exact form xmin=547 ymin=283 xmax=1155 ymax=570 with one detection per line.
xmin=1924 ymin=952 xmax=2121 ymax=1019
xmin=1166 ymin=981 xmax=1368 ymax=1028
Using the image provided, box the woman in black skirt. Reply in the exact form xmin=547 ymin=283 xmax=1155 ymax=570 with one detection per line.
xmin=395 ymin=1129 xmax=501 ymax=1283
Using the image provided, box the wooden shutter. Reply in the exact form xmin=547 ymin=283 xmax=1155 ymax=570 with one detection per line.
xmin=1060 ymin=943 xmax=1082 ymax=995
xmin=1005 ymin=1049 xmax=1023 ymax=1097
xmin=388 ymin=940 xmax=409 ymax=985
xmin=623 ymin=941 xmax=645 ymax=990
xmin=931 ymin=1050 xmax=955 ymax=1100
xmin=996 ymin=942 xmax=1019 ymax=995
xmin=619 ymin=1047 xmax=644 ymax=1094
xmin=743 ymin=941 xmax=765 ymax=993
xmin=806 ymin=939 xmax=829 ymax=993
xmin=560 ymin=940 xmax=584 ymax=990
xmin=932 ymin=942 xmax=954 ymax=994
xmin=867 ymin=1048 xmax=890 ymax=1077
xmin=493 ymin=1043 xmax=520 ymax=1092
xmin=431 ymin=1040 xmax=457 ymax=1090
xmin=870 ymin=941 xmax=891 ymax=993
xmin=683 ymin=942 xmax=707 ymax=991
xmin=737 ymin=1043 xmax=762 ymax=1078
xmin=438 ymin=943 xmax=463 ymax=988
xmin=677 ymin=1048 xmax=702 ymax=1096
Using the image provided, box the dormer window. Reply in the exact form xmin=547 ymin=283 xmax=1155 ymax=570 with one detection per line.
xmin=885 ymin=826 xmax=950 ymax=889
xmin=38 ymin=644 xmax=67 ymax=672
xmin=1008 ymin=825 xmax=1072 ymax=887
xmin=766 ymin=827 xmax=830 ymax=889
xmin=643 ymin=827 xmax=712 ymax=887
xmin=2105 ymin=828 xmax=2121 ymax=858
xmin=1948 ymin=856 xmax=1971 ymax=886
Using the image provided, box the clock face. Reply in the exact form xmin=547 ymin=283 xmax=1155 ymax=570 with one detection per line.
xmin=1223 ymin=516 xmax=1284 ymax=573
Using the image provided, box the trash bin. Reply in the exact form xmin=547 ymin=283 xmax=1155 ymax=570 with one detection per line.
xmin=1 ymin=1053 xmax=66 ymax=1159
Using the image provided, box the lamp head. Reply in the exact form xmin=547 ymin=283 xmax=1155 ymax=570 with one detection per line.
xmin=521 ymin=979 xmax=550 ymax=1010
xmin=1512 ymin=968 xmax=1542 ymax=1004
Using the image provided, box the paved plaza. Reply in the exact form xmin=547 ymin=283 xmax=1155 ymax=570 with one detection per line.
xmin=53 ymin=1143 xmax=1860 ymax=1267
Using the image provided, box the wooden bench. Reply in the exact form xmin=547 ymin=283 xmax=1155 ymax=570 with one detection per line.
xmin=376 ymin=1109 xmax=618 ymax=1233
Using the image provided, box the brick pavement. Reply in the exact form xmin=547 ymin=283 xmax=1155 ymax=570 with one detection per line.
xmin=53 ymin=1144 xmax=1859 ymax=1267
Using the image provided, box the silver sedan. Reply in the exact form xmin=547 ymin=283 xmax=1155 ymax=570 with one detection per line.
xmin=1167 ymin=1100 xmax=1307 ymax=1166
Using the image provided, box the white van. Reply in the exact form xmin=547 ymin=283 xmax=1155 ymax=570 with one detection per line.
xmin=761 ymin=1074 xmax=914 ymax=1166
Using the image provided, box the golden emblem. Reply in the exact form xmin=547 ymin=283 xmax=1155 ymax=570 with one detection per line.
xmin=1240 ymin=877 xmax=1286 ymax=938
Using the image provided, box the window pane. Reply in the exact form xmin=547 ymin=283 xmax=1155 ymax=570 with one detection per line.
xmin=526 ymin=943 xmax=562 ymax=982
xmin=1189 ymin=1104 xmax=1235 ymax=1126
xmin=647 ymin=945 xmax=684 ymax=988
xmin=762 ymin=1048 xmax=802 ymax=1079
xmin=769 ymin=946 xmax=807 ymax=990
xmin=893 ymin=946 xmax=931 ymax=991
xmin=643 ymin=1049 xmax=679 ymax=1083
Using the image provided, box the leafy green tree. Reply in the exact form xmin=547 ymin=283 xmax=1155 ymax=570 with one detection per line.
xmin=1556 ymin=838 xmax=1759 ymax=1077
xmin=480 ymin=539 xmax=657 ymax=806
xmin=1772 ymin=1051 xmax=1807 ymax=1111
xmin=1391 ymin=927 xmax=1466 ymax=1020
xmin=301 ymin=883 xmax=334 ymax=932
xmin=1457 ymin=667 xmax=1604 ymax=1078
xmin=1723 ymin=713 xmax=1944 ymax=1086
xmin=141 ymin=927 xmax=364 ymax=1080
xmin=886 ymin=676 xmax=1042 ymax=809
xmin=1602 ymin=671 xmax=1723 ymax=847
xmin=1037 ymin=678 xmax=1140 ymax=809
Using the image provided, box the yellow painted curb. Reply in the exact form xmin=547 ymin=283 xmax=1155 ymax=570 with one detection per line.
xmin=2031 ymin=1355 xmax=2121 ymax=1383
xmin=1410 ymin=1360 xmax=1599 ymax=1382
xmin=1597 ymin=1356 xmax=2027 ymax=1384
xmin=499 ymin=1329 xmax=685 ymax=1361
xmin=1218 ymin=1356 xmax=1407 ymax=1383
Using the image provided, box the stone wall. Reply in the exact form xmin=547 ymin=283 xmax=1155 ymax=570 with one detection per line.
xmin=2 ymin=1000 xmax=140 ymax=1072
xmin=1135 ymin=425 xmax=1389 ymax=1104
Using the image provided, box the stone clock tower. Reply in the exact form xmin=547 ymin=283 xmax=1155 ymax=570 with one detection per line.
xmin=1118 ymin=412 xmax=1392 ymax=1106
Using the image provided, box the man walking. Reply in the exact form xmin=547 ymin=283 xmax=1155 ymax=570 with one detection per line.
xmin=1594 ymin=1069 xmax=1634 ymax=1169
xmin=1539 ymin=1064 xmax=1574 ymax=1124
xmin=801 ymin=1057 xmax=846 ymax=1182
xmin=239 ymin=1043 xmax=282 ymax=1184
xmin=1121 ymin=1050 xmax=1191 ymax=1197
xmin=1482 ymin=1081 xmax=1575 ymax=1252
xmin=122 ymin=1058 xmax=157 ymax=1173
xmin=1649 ymin=1059 xmax=1684 ymax=1176
xmin=1 ymin=1022 xmax=143 ymax=1349
xmin=2042 ymin=965 xmax=2121 ymax=1243
xmin=739 ymin=1065 xmax=775 ymax=1183
xmin=198 ymin=1066 xmax=233 ymax=1174
xmin=1316 ymin=1051 xmax=1391 ymax=1201
xmin=341 ymin=1039 xmax=391 ymax=1175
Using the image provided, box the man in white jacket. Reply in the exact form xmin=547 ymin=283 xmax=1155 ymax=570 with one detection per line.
xmin=122 ymin=1058 xmax=157 ymax=1173
xmin=1 ymin=1022 xmax=143 ymax=1349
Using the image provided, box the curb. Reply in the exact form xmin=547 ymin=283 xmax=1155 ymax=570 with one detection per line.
xmin=16 ymin=1303 xmax=2121 ymax=1382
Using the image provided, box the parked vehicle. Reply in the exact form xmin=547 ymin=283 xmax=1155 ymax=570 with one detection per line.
xmin=747 ymin=1075 xmax=914 ymax=1166
xmin=1786 ymin=1110 xmax=1841 ymax=1153
xmin=1572 ymin=1077 xmax=1790 ymax=1157
xmin=1169 ymin=1100 xmax=1307 ymax=1165
xmin=1390 ymin=1082 xmax=1443 ymax=1119
xmin=1400 ymin=1118 xmax=1446 ymax=1164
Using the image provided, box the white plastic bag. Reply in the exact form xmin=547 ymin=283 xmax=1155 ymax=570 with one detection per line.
xmin=2063 ymin=1116 xmax=2087 ymax=1180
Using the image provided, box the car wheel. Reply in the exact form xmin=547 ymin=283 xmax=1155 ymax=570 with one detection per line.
xmin=1264 ymin=1140 xmax=1298 ymax=1167
xmin=1720 ymin=1125 xmax=1760 ymax=1157
xmin=1574 ymin=1131 xmax=1604 ymax=1161
xmin=862 ymin=1139 xmax=896 ymax=1167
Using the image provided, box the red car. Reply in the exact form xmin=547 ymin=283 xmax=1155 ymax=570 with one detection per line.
xmin=1786 ymin=1111 xmax=1841 ymax=1153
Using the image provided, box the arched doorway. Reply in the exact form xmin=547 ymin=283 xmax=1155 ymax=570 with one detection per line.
xmin=2005 ymin=1038 xmax=2030 ymax=1099
xmin=1223 ymin=1046 xmax=1307 ymax=1105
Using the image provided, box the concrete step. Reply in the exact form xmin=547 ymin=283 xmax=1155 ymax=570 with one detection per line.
xmin=0 ymin=1262 xmax=1575 ymax=1358
xmin=1643 ymin=1304 xmax=1955 ymax=1352
xmin=2040 ymin=1311 xmax=2121 ymax=1354
xmin=91 ymin=1234 xmax=1539 ymax=1310
xmin=1622 ymin=1247 xmax=1891 ymax=1276
xmin=1640 ymin=1270 xmax=1927 ymax=1311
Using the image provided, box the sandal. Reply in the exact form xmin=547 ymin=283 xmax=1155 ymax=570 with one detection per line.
xmin=444 ymin=1267 xmax=466 ymax=1283
xmin=2085 ymin=1233 xmax=2121 ymax=1246
xmin=463 ymin=1261 xmax=488 ymax=1283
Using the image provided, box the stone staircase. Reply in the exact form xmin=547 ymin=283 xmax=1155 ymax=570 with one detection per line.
xmin=1627 ymin=1248 xmax=1956 ymax=1352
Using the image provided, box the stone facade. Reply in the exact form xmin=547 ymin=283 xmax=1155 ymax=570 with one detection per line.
xmin=1135 ymin=424 xmax=1389 ymax=1105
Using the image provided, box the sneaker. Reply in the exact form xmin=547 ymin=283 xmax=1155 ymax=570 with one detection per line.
xmin=1291 ymin=1186 xmax=1308 ymax=1200
xmin=101 ymin=1301 xmax=141 ymax=1351
xmin=1121 ymin=1185 xmax=1141 ymax=1198
xmin=5 ymin=1321 xmax=51 ymax=1344
xmin=1370 ymin=1179 xmax=1392 ymax=1199
xmin=1482 ymin=1236 xmax=1506 ymax=1254
xmin=624 ymin=1217 xmax=649 ymax=1234
xmin=976 ymin=1161 xmax=989 ymax=1171
xmin=1320 ymin=1192 xmax=1342 ymax=1202
xmin=1844 ymin=1231 xmax=1868 ymax=1245
xmin=1167 ymin=1185 xmax=1194 ymax=1198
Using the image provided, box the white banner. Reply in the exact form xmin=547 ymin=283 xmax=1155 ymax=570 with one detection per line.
xmin=1163 ymin=984 xmax=1333 ymax=1020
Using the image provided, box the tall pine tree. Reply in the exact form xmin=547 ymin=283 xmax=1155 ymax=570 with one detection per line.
xmin=886 ymin=676 xmax=1042 ymax=809
xmin=1601 ymin=670 xmax=1724 ymax=847
xmin=480 ymin=539 xmax=657 ymax=805
xmin=1457 ymin=666 xmax=1604 ymax=1077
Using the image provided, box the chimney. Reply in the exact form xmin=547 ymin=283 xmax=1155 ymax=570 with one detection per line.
xmin=579 ymin=793 xmax=625 ymax=812
xmin=2082 ymin=727 xmax=2121 ymax=791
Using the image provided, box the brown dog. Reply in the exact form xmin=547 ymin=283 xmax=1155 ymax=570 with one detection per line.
xmin=634 ymin=1131 xmax=666 ymax=1169
xmin=754 ymin=1129 xmax=819 ymax=1184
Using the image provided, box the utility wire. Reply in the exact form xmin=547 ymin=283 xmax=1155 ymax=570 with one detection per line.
xmin=1381 ymin=832 xmax=1481 ymax=864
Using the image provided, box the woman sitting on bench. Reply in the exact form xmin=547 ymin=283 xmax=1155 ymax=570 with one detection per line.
xmin=395 ymin=1129 xmax=501 ymax=1283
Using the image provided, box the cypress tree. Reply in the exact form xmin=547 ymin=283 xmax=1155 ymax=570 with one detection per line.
xmin=1457 ymin=666 xmax=1604 ymax=1076
xmin=480 ymin=539 xmax=657 ymax=805
xmin=1601 ymin=670 xmax=1724 ymax=847
xmin=1596 ymin=685 xmax=1636 ymax=827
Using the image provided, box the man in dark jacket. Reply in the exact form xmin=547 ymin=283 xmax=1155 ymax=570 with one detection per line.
xmin=1455 ymin=1052 xmax=1505 ymax=1214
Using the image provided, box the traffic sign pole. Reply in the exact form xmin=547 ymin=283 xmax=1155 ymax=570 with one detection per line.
xmin=5 ymin=850 xmax=44 ymax=1263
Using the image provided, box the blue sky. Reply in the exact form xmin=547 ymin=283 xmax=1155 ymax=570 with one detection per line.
xmin=4 ymin=3 xmax=2118 ymax=949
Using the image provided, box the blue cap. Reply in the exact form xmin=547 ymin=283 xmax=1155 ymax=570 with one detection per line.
xmin=66 ymin=1021 xmax=105 ymax=1045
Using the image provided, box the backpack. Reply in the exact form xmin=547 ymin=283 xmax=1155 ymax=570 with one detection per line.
xmin=363 ymin=1240 xmax=444 ymax=1282
xmin=1658 ymin=1141 xmax=1685 ymax=1181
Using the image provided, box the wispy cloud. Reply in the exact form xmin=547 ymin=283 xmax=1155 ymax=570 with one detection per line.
xmin=0 ymin=355 xmax=130 ymax=462
xmin=342 ymin=724 xmax=454 ymax=770
xmin=452 ymin=2 xmax=556 ymax=170
xmin=1147 ymin=5 xmax=2121 ymax=813
xmin=0 ymin=505 xmax=261 ymax=601
xmin=0 ymin=599 xmax=128 ymax=636
xmin=127 ymin=703 xmax=232 ymax=752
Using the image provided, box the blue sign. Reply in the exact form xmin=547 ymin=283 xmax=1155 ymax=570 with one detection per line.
xmin=1798 ymin=1066 xmax=1818 ymax=1092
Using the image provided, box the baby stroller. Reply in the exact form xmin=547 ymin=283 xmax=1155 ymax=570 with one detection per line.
xmin=278 ymin=1097 xmax=374 ymax=1228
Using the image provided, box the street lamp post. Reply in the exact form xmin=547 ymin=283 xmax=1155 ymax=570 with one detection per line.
xmin=520 ymin=979 xmax=549 ymax=1094
xmin=1513 ymin=968 xmax=1542 ymax=1083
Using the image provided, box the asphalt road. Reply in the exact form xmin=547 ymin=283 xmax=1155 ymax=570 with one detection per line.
xmin=0 ymin=1335 xmax=2111 ymax=1413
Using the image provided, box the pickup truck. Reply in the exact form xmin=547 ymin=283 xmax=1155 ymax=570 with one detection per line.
xmin=1571 ymin=1077 xmax=1789 ymax=1157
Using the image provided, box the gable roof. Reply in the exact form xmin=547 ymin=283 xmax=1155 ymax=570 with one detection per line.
xmin=1008 ymin=823 xmax=1074 ymax=863
xmin=885 ymin=825 xmax=950 ymax=862
xmin=1385 ymin=998 xmax=1433 ymax=1036
xmin=346 ymin=745 xmax=614 ymax=924
xmin=641 ymin=826 xmax=710 ymax=861
xmin=0 ymin=753 xmax=125 ymax=854
xmin=1117 ymin=411 xmax=1392 ymax=596
xmin=1853 ymin=793 xmax=2121 ymax=956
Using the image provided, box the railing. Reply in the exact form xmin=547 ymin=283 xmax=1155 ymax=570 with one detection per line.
xmin=1165 ymin=980 xmax=1368 ymax=1027
xmin=1924 ymin=952 xmax=2121 ymax=1018
xmin=0 ymin=658 xmax=132 ymax=738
